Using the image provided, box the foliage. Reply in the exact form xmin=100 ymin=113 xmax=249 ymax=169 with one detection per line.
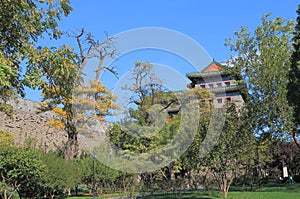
xmin=0 ymin=1 xmax=119 ymax=160
xmin=0 ymin=0 xmax=72 ymax=97
xmin=0 ymin=103 xmax=13 ymax=118
xmin=35 ymin=32 xmax=120 ymax=159
xmin=288 ymin=5 xmax=300 ymax=147
xmin=226 ymin=14 xmax=295 ymax=136
xmin=202 ymin=104 xmax=256 ymax=198
xmin=77 ymin=152 xmax=119 ymax=195
xmin=0 ymin=53 xmax=17 ymax=103
xmin=125 ymin=61 xmax=164 ymax=125
xmin=0 ymin=53 xmax=16 ymax=118
xmin=0 ymin=131 xmax=15 ymax=147
xmin=0 ymin=144 xmax=80 ymax=198
xmin=109 ymin=61 xmax=210 ymax=155
xmin=276 ymin=141 xmax=300 ymax=176
xmin=177 ymin=90 xmax=211 ymax=172
xmin=108 ymin=61 xmax=171 ymax=154
xmin=108 ymin=60 xmax=213 ymax=193
xmin=109 ymin=88 xmax=210 ymax=154
xmin=0 ymin=146 xmax=45 ymax=199
xmin=40 ymin=151 xmax=78 ymax=198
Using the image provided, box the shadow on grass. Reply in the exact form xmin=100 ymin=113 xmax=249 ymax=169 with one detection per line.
xmin=136 ymin=190 xmax=217 ymax=199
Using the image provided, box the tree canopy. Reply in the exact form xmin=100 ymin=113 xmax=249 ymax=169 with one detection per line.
xmin=0 ymin=0 xmax=72 ymax=98
xmin=226 ymin=14 xmax=295 ymax=137
xmin=288 ymin=5 xmax=300 ymax=147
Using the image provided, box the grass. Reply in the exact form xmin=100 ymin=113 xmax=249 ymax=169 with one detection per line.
xmin=68 ymin=192 xmax=133 ymax=199
xmin=68 ymin=183 xmax=300 ymax=199
xmin=226 ymin=183 xmax=300 ymax=199
xmin=227 ymin=191 xmax=300 ymax=199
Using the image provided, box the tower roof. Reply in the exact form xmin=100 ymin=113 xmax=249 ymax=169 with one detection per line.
xmin=201 ymin=59 xmax=224 ymax=72
xmin=186 ymin=60 xmax=227 ymax=78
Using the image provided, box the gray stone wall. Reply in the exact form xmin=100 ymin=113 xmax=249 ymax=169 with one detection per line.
xmin=0 ymin=98 xmax=110 ymax=153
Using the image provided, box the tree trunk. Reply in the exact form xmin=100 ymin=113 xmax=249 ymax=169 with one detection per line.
xmin=292 ymin=131 xmax=300 ymax=149
xmin=75 ymin=184 xmax=79 ymax=196
xmin=64 ymin=121 xmax=79 ymax=159
xmin=221 ymin=177 xmax=228 ymax=198
xmin=170 ymin=166 xmax=175 ymax=181
xmin=222 ymin=190 xmax=228 ymax=198
xmin=4 ymin=189 xmax=7 ymax=199
xmin=50 ymin=191 xmax=55 ymax=199
xmin=188 ymin=169 xmax=194 ymax=189
xmin=122 ymin=178 xmax=127 ymax=193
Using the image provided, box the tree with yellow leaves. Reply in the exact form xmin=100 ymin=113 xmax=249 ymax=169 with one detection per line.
xmin=37 ymin=31 xmax=120 ymax=159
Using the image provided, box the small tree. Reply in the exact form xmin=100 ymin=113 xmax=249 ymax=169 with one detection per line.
xmin=203 ymin=104 xmax=255 ymax=198
xmin=40 ymin=151 xmax=78 ymax=198
xmin=77 ymin=152 xmax=119 ymax=196
xmin=0 ymin=146 xmax=45 ymax=199
xmin=125 ymin=61 xmax=163 ymax=125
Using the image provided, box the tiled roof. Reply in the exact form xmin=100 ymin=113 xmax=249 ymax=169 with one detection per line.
xmin=186 ymin=60 xmax=227 ymax=78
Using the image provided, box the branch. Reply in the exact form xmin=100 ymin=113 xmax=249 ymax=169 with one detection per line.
xmin=292 ymin=130 xmax=300 ymax=149
xmin=68 ymin=29 xmax=85 ymax=63
xmin=76 ymin=29 xmax=85 ymax=62
xmin=159 ymin=101 xmax=176 ymax=113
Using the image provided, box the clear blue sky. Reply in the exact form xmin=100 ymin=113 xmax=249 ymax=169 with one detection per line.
xmin=60 ymin=0 xmax=298 ymax=60
xmin=26 ymin=0 xmax=300 ymax=101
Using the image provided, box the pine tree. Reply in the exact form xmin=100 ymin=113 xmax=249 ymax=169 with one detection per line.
xmin=288 ymin=5 xmax=300 ymax=148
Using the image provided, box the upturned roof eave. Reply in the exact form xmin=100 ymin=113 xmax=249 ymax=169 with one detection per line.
xmin=207 ymin=84 xmax=246 ymax=93
xmin=186 ymin=70 xmax=229 ymax=78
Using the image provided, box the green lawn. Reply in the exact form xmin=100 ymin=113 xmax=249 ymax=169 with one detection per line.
xmin=68 ymin=184 xmax=300 ymax=199
xmin=227 ymin=191 xmax=300 ymax=199
xmin=136 ymin=191 xmax=300 ymax=199
xmin=227 ymin=184 xmax=300 ymax=199
xmin=69 ymin=192 xmax=300 ymax=199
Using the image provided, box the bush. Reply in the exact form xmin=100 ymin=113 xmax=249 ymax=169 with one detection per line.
xmin=292 ymin=175 xmax=300 ymax=183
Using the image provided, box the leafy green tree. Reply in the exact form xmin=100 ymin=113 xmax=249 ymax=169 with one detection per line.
xmin=0 ymin=1 xmax=119 ymax=160
xmin=35 ymin=45 xmax=81 ymax=159
xmin=0 ymin=0 xmax=77 ymax=159
xmin=277 ymin=141 xmax=300 ymax=175
xmin=40 ymin=151 xmax=78 ymax=198
xmin=109 ymin=62 xmax=213 ymax=186
xmin=125 ymin=61 xmax=164 ymax=125
xmin=108 ymin=61 xmax=177 ymax=154
xmin=255 ymin=133 xmax=278 ymax=179
xmin=36 ymin=32 xmax=120 ymax=159
xmin=0 ymin=0 xmax=72 ymax=98
xmin=226 ymin=14 xmax=295 ymax=138
xmin=0 ymin=146 xmax=45 ymax=199
xmin=0 ymin=131 xmax=16 ymax=199
xmin=169 ymin=88 xmax=211 ymax=187
xmin=0 ymin=53 xmax=17 ymax=103
xmin=203 ymin=104 xmax=256 ymax=198
xmin=77 ymin=152 xmax=119 ymax=195
xmin=288 ymin=5 xmax=300 ymax=148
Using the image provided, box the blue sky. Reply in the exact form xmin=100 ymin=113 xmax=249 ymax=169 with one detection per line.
xmin=60 ymin=0 xmax=298 ymax=60
xmin=26 ymin=0 xmax=299 ymax=102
